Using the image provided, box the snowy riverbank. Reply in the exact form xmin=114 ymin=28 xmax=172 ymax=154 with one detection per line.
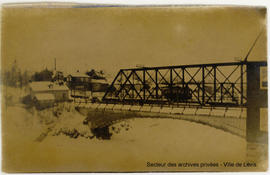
xmin=2 ymin=104 xmax=254 ymax=172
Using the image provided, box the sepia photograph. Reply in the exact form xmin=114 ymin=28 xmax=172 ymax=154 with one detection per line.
xmin=0 ymin=2 xmax=268 ymax=172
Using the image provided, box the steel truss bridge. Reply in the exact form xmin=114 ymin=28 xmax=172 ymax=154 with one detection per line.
xmin=73 ymin=60 xmax=267 ymax=160
xmin=103 ymin=61 xmax=257 ymax=107
xmin=100 ymin=61 xmax=268 ymax=143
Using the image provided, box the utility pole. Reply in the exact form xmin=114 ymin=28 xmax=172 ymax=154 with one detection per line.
xmin=243 ymin=29 xmax=263 ymax=62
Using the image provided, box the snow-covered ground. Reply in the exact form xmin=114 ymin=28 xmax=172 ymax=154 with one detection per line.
xmin=3 ymin=86 xmax=267 ymax=172
xmin=2 ymin=104 xmax=251 ymax=172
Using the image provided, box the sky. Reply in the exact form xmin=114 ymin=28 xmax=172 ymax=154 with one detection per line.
xmin=1 ymin=4 xmax=267 ymax=77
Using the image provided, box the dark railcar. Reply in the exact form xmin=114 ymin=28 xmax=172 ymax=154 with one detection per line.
xmin=161 ymin=85 xmax=192 ymax=102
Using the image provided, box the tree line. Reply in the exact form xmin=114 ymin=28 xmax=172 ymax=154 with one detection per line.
xmin=3 ymin=61 xmax=106 ymax=88
xmin=3 ymin=61 xmax=54 ymax=88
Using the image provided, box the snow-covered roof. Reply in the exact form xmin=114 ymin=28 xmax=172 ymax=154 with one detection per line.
xmin=29 ymin=81 xmax=69 ymax=92
xmin=29 ymin=81 xmax=52 ymax=92
xmin=35 ymin=93 xmax=55 ymax=101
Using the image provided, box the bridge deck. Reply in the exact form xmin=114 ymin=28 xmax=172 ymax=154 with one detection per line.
xmin=75 ymin=102 xmax=247 ymax=138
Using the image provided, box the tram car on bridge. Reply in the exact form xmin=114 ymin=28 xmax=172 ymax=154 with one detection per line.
xmin=161 ymin=85 xmax=192 ymax=102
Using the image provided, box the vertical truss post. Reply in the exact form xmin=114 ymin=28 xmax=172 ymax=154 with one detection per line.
xmin=202 ymin=66 xmax=205 ymax=105
xmin=232 ymin=83 xmax=235 ymax=102
xmin=120 ymin=71 xmax=123 ymax=99
xmin=170 ymin=68 xmax=173 ymax=104
xmin=182 ymin=67 xmax=185 ymax=105
xmin=132 ymin=71 xmax=134 ymax=100
xmin=197 ymin=83 xmax=200 ymax=103
xmin=182 ymin=67 xmax=185 ymax=87
xmin=214 ymin=66 xmax=217 ymax=101
xmin=143 ymin=69 xmax=146 ymax=102
xmin=240 ymin=64 xmax=243 ymax=105
xmin=182 ymin=67 xmax=186 ymax=105
xmin=155 ymin=69 xmax=159 ymax=99
xmin=221 ymin=83 xmax=223 ymax=103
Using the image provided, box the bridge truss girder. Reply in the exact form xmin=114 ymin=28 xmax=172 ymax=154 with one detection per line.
xmin=103 ymin=62 xmax=254 ymax=107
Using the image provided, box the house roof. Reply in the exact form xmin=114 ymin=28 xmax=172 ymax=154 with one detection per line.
xmin=29 ymin=81 xmax=52 ymax=92
xmin=35 ymin=93 xmax=55 ymax=101
xmin=29 ymin=81 xmax=69 ymax=92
